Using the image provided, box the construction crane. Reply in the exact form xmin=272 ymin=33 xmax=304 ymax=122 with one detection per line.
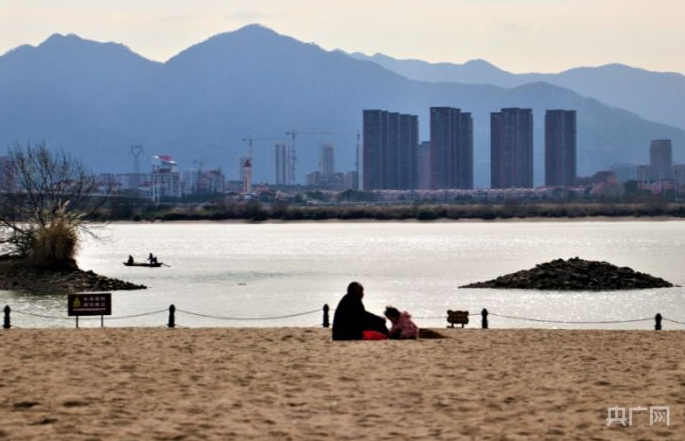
xmin=285 ymin=130 xmax=361 ymax=186
xmin=241 ymin=135 xmax=286 ymax=185
xmin=241 ymin=135 xmax=283 ymax=160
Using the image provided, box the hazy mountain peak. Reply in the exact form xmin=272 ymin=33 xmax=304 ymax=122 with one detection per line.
xmin=165 ymin=23 xmax=325 ymax=68
xmin=462 ymin=58 xmax=498 ymax=69
xmin=232 ymin=23 xmax=280 ymax=36
xmin=40 ymin=32 xmax=83 ymax=46
xmin=191 ymin=23 xmax=297 ymax=48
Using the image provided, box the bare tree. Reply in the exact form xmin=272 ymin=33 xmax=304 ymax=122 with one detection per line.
xmin=0 ymin=142 xmax=110 ymax=268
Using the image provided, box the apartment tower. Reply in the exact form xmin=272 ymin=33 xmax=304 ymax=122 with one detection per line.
xmin=430 ymin=107 xmax=473 ymax=189
xmin=545 ymin=110 xmax=577 ymax=187
xmin=362 ymin=110 xmax=418 ymax=190
xmin=491 ymin=108 xmax=534 ymax=189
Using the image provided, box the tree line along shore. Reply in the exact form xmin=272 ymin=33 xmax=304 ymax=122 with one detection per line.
xmin=101 ymin=199 xmax=685 ymax=222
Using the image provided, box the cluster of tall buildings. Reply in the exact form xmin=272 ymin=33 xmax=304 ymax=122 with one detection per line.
xmin=610 ymin=140 xmax=685 ymax=186
xmin=362 ymin=107 xmax=578 ymax=190
xmin=303 ymin=143 xmax=358 ymax=190
xmin=105 ymin=155 xmax=226 ymax=200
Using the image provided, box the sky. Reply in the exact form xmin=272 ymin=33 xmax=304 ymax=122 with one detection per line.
xmin=1 ymin=0 xmax=684 ymax=74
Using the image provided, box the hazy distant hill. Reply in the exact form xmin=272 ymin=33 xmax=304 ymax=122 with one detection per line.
xmin=350 ymin=52 xmax=685 ymax=131
xmin=1 ymin=25 xmax=684 ymax=187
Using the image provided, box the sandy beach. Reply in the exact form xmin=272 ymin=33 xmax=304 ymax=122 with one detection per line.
xmin=1 ymin=328 xmax=683 ymax=440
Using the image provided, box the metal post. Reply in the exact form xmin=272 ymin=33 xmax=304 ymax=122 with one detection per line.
xmin=323 ymin=304 xmax=330 ymax=328
xmin=481 ymin=308 xmax=489 ymax=329
xmin=168 ymin=304 xmax=176 ymax=328
xmin=3 ymin=305 xmax=10 ymax=329
xmin=101 ymin=315 xmax=104 ymax=328
xmin=655 ymin=313 xmax=662 ymax=331
xmin=75 ymin=316 xmax=79 ymax=329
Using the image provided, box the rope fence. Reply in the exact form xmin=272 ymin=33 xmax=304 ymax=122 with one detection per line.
xmin=2 ymin=304 xmax=685 ymax=330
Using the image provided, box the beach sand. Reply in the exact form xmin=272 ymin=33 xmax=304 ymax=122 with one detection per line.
xmin=0 ymin=328 xmax=683 ymax=440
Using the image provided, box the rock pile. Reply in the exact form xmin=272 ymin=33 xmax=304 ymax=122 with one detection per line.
xmin=0 ymin=263 xmax=147 ymax=293
xmin=461 ymin=257 xmax=673 ymax=291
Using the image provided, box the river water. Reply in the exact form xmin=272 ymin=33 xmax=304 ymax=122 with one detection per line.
xmin=2 ymin=220 xmax=684 ymax=329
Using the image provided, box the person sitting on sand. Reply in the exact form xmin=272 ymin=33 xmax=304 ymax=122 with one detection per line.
xmin=332 ymin=282 xmax=388 ymax=341
xmin=384 ymin=306 xmax=419 ymax=340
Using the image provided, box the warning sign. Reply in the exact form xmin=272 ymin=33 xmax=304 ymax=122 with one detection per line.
xmin=68 ymin=293 xmax=112 ymax=316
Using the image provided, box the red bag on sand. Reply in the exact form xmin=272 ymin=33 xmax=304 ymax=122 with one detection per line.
xmin=362 ymin=330 xmax=388 ymax=340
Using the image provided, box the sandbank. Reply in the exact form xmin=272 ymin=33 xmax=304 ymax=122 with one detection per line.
xmin=0 ymin=328 xmax=683 ymax=440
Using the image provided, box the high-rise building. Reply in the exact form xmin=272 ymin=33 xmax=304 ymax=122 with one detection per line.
xmin=416 ymin=141 xmax=431 ymax=190
xmin=398 ymin=114 xmax=419 ymax=190
xmin=491 ymin=108 xmax=534 ymax=189
xmin=362 ymin=109 xmax=418 ymax=190
xmin=242 ymin=158 xmax=252 ymax=193
xmin=545 ymin=110 xmax=577 ymax=187
xmin=274 ymin=143 xmax=289 ymax=185
xmin=610 ymin=163 xmax=638 ymax=184
xmin=636 ymin=165 xmax=652 ymax=183
xmin=237 ymin=155 xmax=249 ymax=181
xmin=151 ymin=155 xmax=181 ymax=202
xmin=673 ymin=164 xmax=685 ymax=188
xmin=343 ymin=171 xmax=359 ymax=190
xmin=650 ymin=139 xmax=673 ymax=181
xmin=430 ymin=107 xmax=473 ymax=189
xmin=320 ymin=143 xmax=335 ymax=176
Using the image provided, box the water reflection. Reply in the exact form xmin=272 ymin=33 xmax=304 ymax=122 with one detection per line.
xmin=1 ymin=221 xmax=684 ymax=329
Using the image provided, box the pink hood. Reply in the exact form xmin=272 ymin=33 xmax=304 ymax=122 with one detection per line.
xmin=390 ymin=311 xmax=419 ymax=339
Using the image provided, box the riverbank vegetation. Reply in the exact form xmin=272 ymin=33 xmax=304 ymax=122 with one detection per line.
xmin=101 ymin=197 xmax=685 ymax=222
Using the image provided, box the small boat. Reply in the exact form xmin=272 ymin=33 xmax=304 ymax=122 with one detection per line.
xmin=123 ymin=261 xmax=164 ymax=268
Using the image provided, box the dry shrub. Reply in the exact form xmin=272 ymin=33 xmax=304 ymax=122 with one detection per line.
xmin=31 ymin=219 xmax=78 ymax=269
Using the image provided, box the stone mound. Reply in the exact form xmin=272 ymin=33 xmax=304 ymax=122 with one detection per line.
xmin=0 ymin=259 xmax=147 ymax=293
xmin=460 ymin=257 xmax=673 ymax=291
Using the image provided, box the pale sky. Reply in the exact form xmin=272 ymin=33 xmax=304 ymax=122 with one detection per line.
xmin=1 ymin=0 xmax=684 ymax=74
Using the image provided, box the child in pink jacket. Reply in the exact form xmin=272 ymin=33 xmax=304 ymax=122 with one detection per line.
xmin=384 ymin=306 xmax=419 ymax=339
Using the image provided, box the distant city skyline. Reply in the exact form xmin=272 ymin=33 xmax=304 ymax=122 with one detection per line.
xmin=1 ymin=0 xmax=684 ymax=74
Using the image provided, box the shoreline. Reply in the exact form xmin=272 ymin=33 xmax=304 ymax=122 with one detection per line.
xmin=1 ymin=327 xmax=681 ymax=440
xmin=105 ymin=215 xmax=685 ymax=225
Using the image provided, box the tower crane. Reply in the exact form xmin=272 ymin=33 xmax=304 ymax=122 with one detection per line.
xmin=242 ymin=135 xmax=283 ymax=160
xmin=241 ymin=135 xmax=287 ymax=185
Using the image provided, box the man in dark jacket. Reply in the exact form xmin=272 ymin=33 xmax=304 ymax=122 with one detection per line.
xmin=332 ymin=282 xmax=388 ymax=340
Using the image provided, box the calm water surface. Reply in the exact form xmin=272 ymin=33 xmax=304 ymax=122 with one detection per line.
xmin=2 ymin=220 xmax=684 ymax=329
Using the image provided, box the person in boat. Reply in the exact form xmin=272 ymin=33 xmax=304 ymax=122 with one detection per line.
xmin=127 ymin=255 xmax=134 ymax=265
xmin=152 ymin=256 xmax=158 ymax=265
xmin=332 ymin=282 xmax=388 ymax=341
xmin=148 ymin=253 xmax=154 ymax=264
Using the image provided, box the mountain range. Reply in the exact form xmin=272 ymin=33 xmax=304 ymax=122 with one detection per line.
xmin=350 ymin=52 xmax=685 ymax=132
xmin=0 ymin=24 xmax=684 ymax=187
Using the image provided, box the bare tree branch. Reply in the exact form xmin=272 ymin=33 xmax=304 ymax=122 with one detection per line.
xmin=0 ymin=142 xmax=110 ymax=264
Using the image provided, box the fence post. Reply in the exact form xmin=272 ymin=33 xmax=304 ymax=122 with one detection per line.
xmin=481 ymin=308 xmax=489 ymax=329
xmin=323 ymin=304 xmax=330 ymax=328
xmin=3 ymin=305 xmax=9 ymax=330
xmin=168 ymin=304 xmax=176 ymax=328
xmin=655 ymin=313 xmax=662 ymax=331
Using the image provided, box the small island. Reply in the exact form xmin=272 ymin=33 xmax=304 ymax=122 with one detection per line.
xmin=0 ymin=256 xmax=146 ymax=293
xmin=0 ymin=144 xmax=146 ymax=294
xmin=460 ymin=257 xmax=674 ymax=291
